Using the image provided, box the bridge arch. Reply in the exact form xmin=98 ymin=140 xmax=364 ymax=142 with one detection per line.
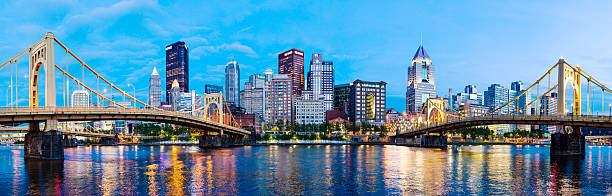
xmin=28 ymin=32 xmax=56 ymax=109
xmin=201 ymin=93 xmax=224 ymax=124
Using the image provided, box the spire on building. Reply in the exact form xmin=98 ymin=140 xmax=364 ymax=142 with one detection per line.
xmin=413 ymin=45 xmax=430 ymax=60
xmin=171 ymin=79 xmax=179 ymax=88
xmin=151 ymin=66 xmax=159 ymax=76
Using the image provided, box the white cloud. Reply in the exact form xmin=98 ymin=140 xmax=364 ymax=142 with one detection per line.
xmin=191 ymin=42 xmax=258 ymax=59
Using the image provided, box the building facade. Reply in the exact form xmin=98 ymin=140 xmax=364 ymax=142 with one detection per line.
xmin=484 ymin=83 xmax=518 ymax=133
xmin=452 ymin=85 xmax=484 ymax=110
xmin=295 ymin=98 xmax=325 ymax=124
xmin=148 ymin=66 xmax=162 ymax=107
xmin=278 ymin=49 xmax=304 ymax=96
xmin=225 ymin=61 xmax=240 ymax=106
xmin=406 ymin=45 xmax=437 ymax=114
xmin=334 ymin=80 xmax=386 ymax=124
xmin=307 ymin=53 xmax=335 ymax=111
xmin=205 ymin=84 xmax=223 ymax=94
xmin=71 ymin=89 xmax=90 ymax=107
xmin=170 ymin=79 xmax=181 ymax=111
xmin=241 ymin=74 xmax=266 ymax=116
xmin=165 ymin=41 xmax=189 ymax=102
xmin=264 ymin=74 xmax=293 ymax=124
xmin=176 ymin=90 xmax=201 ymax=112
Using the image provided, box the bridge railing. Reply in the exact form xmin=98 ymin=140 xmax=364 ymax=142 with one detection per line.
xmin=399 ymin=114 xmax=612 ymax=135
xmin=0 ymin=106 xmax=244 ymax=131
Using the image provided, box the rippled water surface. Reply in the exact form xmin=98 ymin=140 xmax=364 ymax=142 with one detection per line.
xmin=0 ymin=145 xmax=610 ymax=195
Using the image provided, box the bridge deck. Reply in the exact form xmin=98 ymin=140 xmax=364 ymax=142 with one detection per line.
xmin=398 ymin=115 xmax=612 ymax=137
xmin=0 ymin=107 xmax=250 ymax=136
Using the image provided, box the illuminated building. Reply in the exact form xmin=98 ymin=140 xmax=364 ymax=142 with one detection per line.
xmin=165 ymin=41 xmax=189 ymax=102
xmin=406 ymin=45 xmax=437 ymax=114
xmin=278 ymin=48 xmax=304 ymax=96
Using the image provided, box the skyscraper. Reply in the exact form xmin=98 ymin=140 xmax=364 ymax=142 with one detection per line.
xmin=307 ymin=53 xmax=335 ymax=111
xmin=406 ymin=45 xmax=437 ymax=114
xmin=278 ymin=49 xmax=304 ymax=96
xmin=165 ymin=41 xmax=189 ymax=102
xmin=170 ymin=79 xmax=180 ymax=111
xmin=225 ymin=61 xmax=240 ymax=106
xmin=240 ymin=74 xmax=266 ymax=116
xmin=148 ymin=66 xmax=162 ymax=107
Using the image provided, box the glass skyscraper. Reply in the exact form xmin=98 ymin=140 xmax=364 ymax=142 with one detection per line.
xmin=406 ymin=45 xmax=437 ymax=114
xmin=148 ymin=66 xmax=162 ymax=107
xmin=165 ymin=41 xmax=189 ymax=102
xmin=225 ymin=61 xmax=240 ymax=106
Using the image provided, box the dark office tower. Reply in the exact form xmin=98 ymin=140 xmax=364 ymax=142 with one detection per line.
xmin=225 ymin=61 xmax=240 ymax=106
xmin=278 ymin=49 xmax=305 ymax=96
xmin=165 ymin=41 xmax=189 ymax=102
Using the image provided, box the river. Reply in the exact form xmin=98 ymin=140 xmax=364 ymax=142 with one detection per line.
xmin=0 ymin=145 xmax=610 ymax=195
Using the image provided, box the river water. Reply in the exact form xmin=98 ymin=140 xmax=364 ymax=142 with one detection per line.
xmin=0 ymin=145 xmax=610 ymax=195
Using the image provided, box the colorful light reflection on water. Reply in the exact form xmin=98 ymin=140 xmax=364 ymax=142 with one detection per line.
xmin=0 ymin=145 xmax=610 ymax=195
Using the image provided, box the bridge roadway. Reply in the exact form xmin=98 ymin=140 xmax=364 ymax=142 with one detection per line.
xmin=0 ymin=107 xmax=250 ymax=136
xmin=398 ymin=115 xmax=612 ymax=137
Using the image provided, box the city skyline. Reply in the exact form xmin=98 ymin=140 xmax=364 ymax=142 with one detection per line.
xmin=0 ymin=1 xmax=611 ymax=114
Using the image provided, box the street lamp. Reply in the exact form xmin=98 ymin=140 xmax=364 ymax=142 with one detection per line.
xmin=5 ymin=84 xmax=11 ymax=107
xmin=127 ymin=83 xmax=136 ymax=108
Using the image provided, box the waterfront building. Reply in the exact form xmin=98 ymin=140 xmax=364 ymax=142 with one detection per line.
xmin=225 ymin=61 xmax=240 ymax=106
xmin=406 ymin=45 xmax=437 ymax=114
xmin=165 ymin=41 xmax=189 ymax=102
xmin=170 ymin=79 xmax=181 ymax=111
xmin=295 ymin=98 xmax=325 ymax=124
xmin=240 ymin=74 xmax=266 ymax=116
xmin=307 ymin=53 xmax=335 ymax=111
xmin=205 ymin=84 xmax=223 ymax=94
xmin=333 ymin=83 xmax=351 ymax=112
xmin=334 ymin=80 xmax=386 ymax=124
xmin=459 ymin=104 xmax=489 ymax=117
xmin=385 ymin=108 xmax=400 ymax=123
xmin=278 ymin=49 xmax=305 ymax=96
xmin=148 ymin=66 xmax=162 ymax=107
xmin=264 ymin=74 xmax=293 ymax=124
xmin=71 ymin=89 xmax=90 ymax=107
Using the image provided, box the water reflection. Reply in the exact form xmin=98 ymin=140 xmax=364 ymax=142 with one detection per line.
xmin=0 ymin=145 xmax=610 ymax=195
xmin=24 ymin=159 xmax=64 ymax=195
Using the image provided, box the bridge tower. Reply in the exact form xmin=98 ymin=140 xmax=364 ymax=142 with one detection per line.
xmin=25 ymin=32 xmax=63 ymax=159
xmin=553 ymin=58 xmax=585 ymax=156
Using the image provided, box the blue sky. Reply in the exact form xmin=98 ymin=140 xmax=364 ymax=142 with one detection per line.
xmin=0 ymin=0 xmax=611 ymax=114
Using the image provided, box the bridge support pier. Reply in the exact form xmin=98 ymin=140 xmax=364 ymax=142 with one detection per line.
xmin=24 ymin=122 xmax=64 ymax=160
xmin=199 ymin=133 xmax=245 ymax=148
xmin=551 ymin=126 xmax=585 ymax=157
xmin=63 ymin=135 xmax=78 ymax=148
xmin=395 ymin=135 xmax=447 ymax=148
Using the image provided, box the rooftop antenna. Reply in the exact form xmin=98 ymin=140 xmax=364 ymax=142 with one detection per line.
xmin=420 ymin=32 xmax=423 ymax=46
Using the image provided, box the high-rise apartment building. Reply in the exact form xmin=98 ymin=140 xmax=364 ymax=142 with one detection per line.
xmin=406 ymin=45 xmax=437 ymax=114
xmin=241 ymin=74 xmax=266 ymax=116
xmin=307 ymin=53 xmax=334 ymax=111
xmin=165 ymin=41 xmax=189 ymax=102
xmin=205 ymin=84 xmax=223 ymax=94
xmin=225 ymin=61 xmax=240 ymax=106
xmin=484 ymin=84 xmax=518 ymax=133
xmin=278 ymin=49 xmax=304 ymax=96
xmin=176 ymin=90 xmax=201 ymax=112
xmin=148 ymin=66 xmax=162 ymax=107
xmin=264 ymin=74 xmax=293 ymax=124
xmin=71 ymin=89 xmax=90 ymax=107
xmin=334 ymin=80 xmax=386 ymax=124
xmin=540 ymin=92 xmax=558 ymax=132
